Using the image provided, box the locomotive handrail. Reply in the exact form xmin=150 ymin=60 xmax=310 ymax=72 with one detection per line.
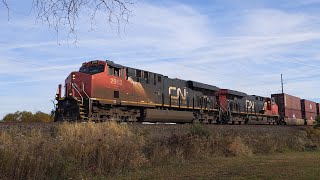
xmin=82 ymin=83 xmax=91 ymax=115
xmin=82 ymin=82 xmax=89 ymax=99
xmin=72 ymin=83 xmax=83 ymax=105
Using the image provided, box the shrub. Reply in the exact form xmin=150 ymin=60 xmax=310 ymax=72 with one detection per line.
xmin=305 ymin=127 xmax=320 ymax=150
xmin=0 ymin=122 xmax=145 ymax=179
xmin=189 ymin=124 xmax=210 ymax=138
xmin=227 ymin=136 xmax=253 ymax=157
xmin=1 ymin=123 xmax=320 ymax=179
xmin=314 ymin=116 xmax=320 ymax=129
xmin=1 ymin=111 xmax=52 ymax=122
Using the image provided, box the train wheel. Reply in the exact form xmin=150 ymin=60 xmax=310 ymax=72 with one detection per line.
xmin=244 ymin=118 xmax=249 ymax=125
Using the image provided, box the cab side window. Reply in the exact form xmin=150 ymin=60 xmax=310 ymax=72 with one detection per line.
xmin=108 ymin=66 xmax=122 ymax=77
xmin=136 ymin=70 xmax=141 ymax=82
xmin=108 ymin=67 xmax=114 ymax=75
xmin=114 ymin=68 xmax=120 ymax=76
xmin=144 ymin=71 xmax=149 ymax=84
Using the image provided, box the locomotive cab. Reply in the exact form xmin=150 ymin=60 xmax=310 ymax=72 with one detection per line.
xmin=55 ymin=60 xmax=108 ymax=122
xmin=263 ymin=97 xmax=279 ymax=116
xmin=54 ymin=60 xmax=131 ymax=122
xmin=65 ymin=60 xmax=106 ymax=98
xmin=59 ymin=60 xmax=127 ymax=99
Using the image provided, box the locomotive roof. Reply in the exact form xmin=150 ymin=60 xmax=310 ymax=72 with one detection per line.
xmin=104 ymin=60 xmax=220 ymax=92
xmin=105 ymin=60 xmax=125 ymax=68
xmin=187 ymin=81 xmax=219 ymax=91
xmin=225 ymin=89 xmax=247 ymax=97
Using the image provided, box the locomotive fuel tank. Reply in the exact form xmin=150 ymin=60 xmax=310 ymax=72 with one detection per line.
xmin=145 ymin=109 xmax=194 ymax=123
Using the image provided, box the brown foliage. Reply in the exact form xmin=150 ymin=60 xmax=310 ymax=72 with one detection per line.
xmin=0 ymin=124 xmax=320 ymax=179
xmin=0 ymin=122 xmax=145 ymax=179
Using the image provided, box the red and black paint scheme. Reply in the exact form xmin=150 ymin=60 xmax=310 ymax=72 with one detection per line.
xmin=55 ymin=60 xmax=219 ymax=123
xmin=218 ymin=89 xmax=280 ymax=124
xmin=54 ymin=60 xmax=316 ymax=125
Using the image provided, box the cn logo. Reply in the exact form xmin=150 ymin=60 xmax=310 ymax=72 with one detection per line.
xmin=246 ymin=100 xmax=255 ymax=110
xmin=169 ymin=86 xmax=187 ymax=100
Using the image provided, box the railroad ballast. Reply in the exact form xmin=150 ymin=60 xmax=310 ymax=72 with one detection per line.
xmin=54 ymin=60 xmax=318 ymax=125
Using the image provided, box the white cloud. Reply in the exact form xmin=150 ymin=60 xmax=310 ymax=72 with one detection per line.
xmin=239 ymin=9 xmax=310 ymax=35
xmin=1 ymin=2 xmax=320 ymax=119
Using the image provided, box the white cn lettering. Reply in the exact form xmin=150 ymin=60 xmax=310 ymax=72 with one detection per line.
xmin=246 ymin=100 xmax=255 ymax=109
xmin=169 ymin=86 xmax=187 ymax=100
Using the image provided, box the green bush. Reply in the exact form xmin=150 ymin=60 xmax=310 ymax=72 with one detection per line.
xmin=314 ymin=116 xmax=320 ymax=129
xmin=189 ymin=124 xmax=210 ymax=138
xmin=1 ymin=111 xmax=52 ymax=122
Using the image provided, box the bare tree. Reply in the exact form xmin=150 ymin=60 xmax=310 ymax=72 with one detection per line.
xmin=2 ymin=0 xmax=134 ymax=42
xmin=2 ymin=0 xmax=9 ymax=20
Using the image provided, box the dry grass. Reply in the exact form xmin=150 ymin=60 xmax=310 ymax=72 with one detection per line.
xmin=115 ymin=152 xmax=320 ymax=180
xmin=0 ymin=122 xmax=145 ymax=179
xmin=143 ymin=125 xmax=318 ymax=163
xmin=0 ymin=123 xmax=320 ymax=179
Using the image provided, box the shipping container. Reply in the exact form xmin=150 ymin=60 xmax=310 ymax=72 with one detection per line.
xmin=305 ymin=112 xmax=317 ymax=121
xmin=271 ymin=93 xmax=303 ymax=125
xmin=305 ymin=112 xmax=317 ymax=125
xmin=301 ymin=99 xmax=317 ymax=114
xmin=301 ymin=99 xmax=317 ymax=124
xmin=284 ymin=109 xmax=302 ymax=120
xmin=284 ymin=109 xmax=304 ymax=125
xmin=272 ymin=93 xmax=301 ymax=110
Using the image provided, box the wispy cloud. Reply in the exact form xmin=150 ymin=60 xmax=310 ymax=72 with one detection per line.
xmin=0 ymin=1 xmax=320 ymax=118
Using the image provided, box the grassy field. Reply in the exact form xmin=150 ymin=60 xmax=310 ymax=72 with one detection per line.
xmin=0 ymin=123 xmax=320 ymax=179
xmin=115 ymin=152 xmax=320 ymax=179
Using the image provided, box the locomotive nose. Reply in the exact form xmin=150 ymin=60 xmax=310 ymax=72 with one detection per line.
xmin=65 ymin=72 xmax=91 ymax=97
xmin=70 ymin=72 xmax=81 ymax=83
xmin=72 ymin=72 xmax=91 ymax=89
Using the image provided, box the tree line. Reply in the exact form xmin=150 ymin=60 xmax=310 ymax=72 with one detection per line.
xmin=1 ymin=111 xmax=53 ymax=122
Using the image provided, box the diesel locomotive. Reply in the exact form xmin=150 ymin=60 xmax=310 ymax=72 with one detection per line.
xmin=54 ymin=60 xmax=284 ymax=125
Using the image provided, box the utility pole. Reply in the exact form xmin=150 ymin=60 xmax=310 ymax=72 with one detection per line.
xmin=281 ymin=74 xmax=284 ymax=94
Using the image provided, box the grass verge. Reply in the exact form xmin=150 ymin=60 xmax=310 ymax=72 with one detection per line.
xmin=0 ymin=123 xmax=320 ymax=179
xmin=114 ymin=151 xmax=320 ymax=180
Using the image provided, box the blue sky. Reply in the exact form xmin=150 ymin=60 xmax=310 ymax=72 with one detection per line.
xmin=1 ymin=0 xmax=320 ymax=118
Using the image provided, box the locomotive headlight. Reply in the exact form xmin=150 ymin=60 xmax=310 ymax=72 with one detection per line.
xmin=72 ymin=74 xmax=76 ymax=80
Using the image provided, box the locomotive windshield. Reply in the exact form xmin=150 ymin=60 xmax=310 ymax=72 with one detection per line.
xmin=79 ymin=65 xmax=105 ymax=74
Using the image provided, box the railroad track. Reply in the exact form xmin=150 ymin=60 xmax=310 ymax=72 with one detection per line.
xmin=0 ymin=122 xmax=57 ymax=126
xmin=0 ymin=121 xmax=306 ymax=141
xmin=0 ymin=121 xmax=307 ymax=129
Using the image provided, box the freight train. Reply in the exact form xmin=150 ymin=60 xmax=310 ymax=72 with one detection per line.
xmin=54 ymin=60 xmax=319 ymax=125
